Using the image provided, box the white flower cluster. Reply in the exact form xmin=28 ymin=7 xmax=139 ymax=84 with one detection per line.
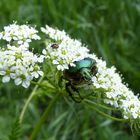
xmin=41 ymin=25 xmax=140 ymax=120
xmin=0 ymin=24 xmax=44 ymax=88
xmin=91 ymin=57 xmax=140 ymax=119
xmin=41 ymin=25 xmax=90 ymax=71
xmin=0 ymin=23 xmax=40 ymax=48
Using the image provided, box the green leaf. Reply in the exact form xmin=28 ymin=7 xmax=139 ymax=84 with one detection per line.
xmin=8 ymin=118 xmax=21 ymax=140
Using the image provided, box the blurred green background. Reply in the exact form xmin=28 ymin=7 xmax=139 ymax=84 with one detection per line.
xmin=0 ymin=0 xmax=140 ymax=140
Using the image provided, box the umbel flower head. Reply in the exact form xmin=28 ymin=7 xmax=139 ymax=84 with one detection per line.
xmin=0 ymin=22 xmax=40 ymax=48
xmin=41 ymin=25 xmax=140 ymax=120
xmin=0 ymin=23 xmax=44 ymax=88
xmin=0 ymin=45 xmax=44 ymax=88
xmin=41 ymin=25 xmax=90 ymax=71
xmin=91 ymin=57 xmax=140 ymax=119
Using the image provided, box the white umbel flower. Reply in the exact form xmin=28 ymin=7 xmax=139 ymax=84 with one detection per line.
xmin=90 ymin=56 xmax=140 ymax=119
xmin=0 ymin=23 xmax=40 ymax=48
xmin=42 ymin=25 xmax=140 ymax=120
xmin=41 ymin=25 xmax=90 ymax=71
xmin=0 ymin=45 xmax=44 ymax=88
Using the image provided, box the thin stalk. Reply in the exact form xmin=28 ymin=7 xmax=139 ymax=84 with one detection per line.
xmin=84 ymin=99 xmax=119 ymax=111
xmin=19 ymin=76 xmax=44 ymax=123
xmin=29 ymin=93 xmax=60 ymax=140
xmin=84 ymin=102 xmax=129 ymax=122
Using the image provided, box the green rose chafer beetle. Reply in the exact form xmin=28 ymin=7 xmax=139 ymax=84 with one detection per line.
xmin=64 ymin=57 xmax=98 ymax=102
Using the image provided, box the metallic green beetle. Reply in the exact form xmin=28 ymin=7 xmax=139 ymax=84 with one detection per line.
xmin=64 ymin=57 xmax=98 ymax=102
xmin=64 ymin=57 xmax=97 ymax=85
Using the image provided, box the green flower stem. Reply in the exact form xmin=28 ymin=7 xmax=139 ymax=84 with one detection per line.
xmin=19 ymin=76 xmax=44 ymax=123
xmin=29 ymin=93 xmax=60 ymax=140
xmin=83 ymin=101 xmax=129 ymax=122
xmin=84 ymin=99 xmax=119 ymax=111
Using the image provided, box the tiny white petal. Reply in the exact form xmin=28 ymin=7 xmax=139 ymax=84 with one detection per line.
xmin=2 ymin=76 xmax=10 ymax=83
xmin=15 ymin=78 xmax=22 ymax=85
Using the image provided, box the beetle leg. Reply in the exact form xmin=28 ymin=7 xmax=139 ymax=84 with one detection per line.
xmin=66 ymin=82 xmax=82 ymax=103
xmin=70 ymin=84 xmax=84 ymax=100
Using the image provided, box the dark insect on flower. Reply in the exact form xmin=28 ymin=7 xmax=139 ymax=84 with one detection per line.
xmin=64 ymin=57 xmax=98 ymax=102
xmin=51 ymin=43 xmax=59 ymax=49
